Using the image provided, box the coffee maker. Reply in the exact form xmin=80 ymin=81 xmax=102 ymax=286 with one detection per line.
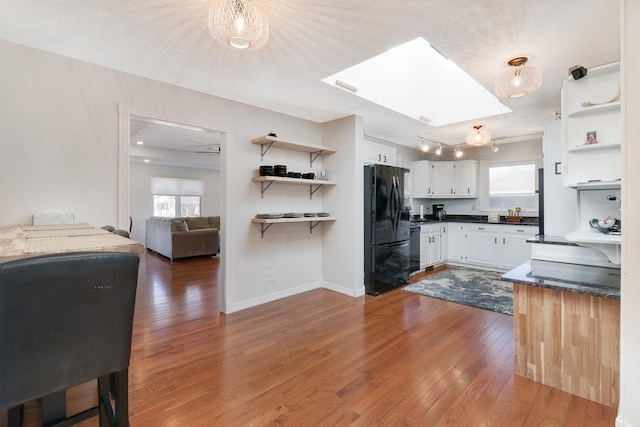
xmin=433 ymin=204 xmax=446 ymax=221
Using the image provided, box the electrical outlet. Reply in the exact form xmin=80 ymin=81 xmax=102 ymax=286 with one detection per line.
xmin=268 ymin=270 xmax=275 ymax=282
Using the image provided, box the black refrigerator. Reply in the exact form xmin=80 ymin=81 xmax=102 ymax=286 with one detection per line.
xmin=364 ymin=164 xmax=414 ymax=296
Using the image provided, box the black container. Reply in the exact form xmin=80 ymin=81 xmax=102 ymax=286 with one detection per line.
xmin=259 ymin=165 xmax=274 ymax=176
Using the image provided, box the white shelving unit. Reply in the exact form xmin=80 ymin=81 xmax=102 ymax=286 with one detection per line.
xmin=561 ymin=62 xmax=621 ymax=187
xmin=251 ymin=135 xmax=337 ymax=237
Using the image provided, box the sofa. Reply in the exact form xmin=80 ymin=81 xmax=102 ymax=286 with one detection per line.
xmin=145 ymin=216 xmax=219 ymax=261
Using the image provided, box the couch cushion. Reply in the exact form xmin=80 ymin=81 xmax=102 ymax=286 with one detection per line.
xmin=208 ymin=216 xmax=220 ymax=229
xmin=185 ymin=217 xmax=210 ymax=230
xmin=171 ymin=218 xmax=189 ymax=232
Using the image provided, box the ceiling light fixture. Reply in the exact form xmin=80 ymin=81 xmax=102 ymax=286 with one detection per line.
xmin=491 ymin=142 xmax=500 ymax=153
xmin=454 ymin=147 xmax=463 ymax=158
xmin=495 ymin=56 xmax=542 ymax=98
xmin=435 ymin=144 xmax=442 ymax=156
xmin=208 ymin=0 xmax=269 ymax=50
xmin=419 ymin=137 xmax=430 ymax=152
xmin=466 ymin=125 xmax=491 ymax=146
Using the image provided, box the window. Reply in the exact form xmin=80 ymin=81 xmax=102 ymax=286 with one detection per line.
xmin=151 ymin=177 xmax=204 ymax=218
xmin=487 ymin=162 xmax=538 ymax=211
xmin=153 ymin=195 xmax=201 ymax=217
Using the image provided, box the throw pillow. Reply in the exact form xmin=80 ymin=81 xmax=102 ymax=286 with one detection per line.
xmin=185 ymin=217 xmax=210 ymax=230
xmin=171 ymin=219 xmax=189 ymax=232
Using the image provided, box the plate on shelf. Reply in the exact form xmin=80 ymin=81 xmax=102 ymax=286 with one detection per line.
xmin=304 ymin=213 xmax=316 ymax=217
xmin=284 ymin=213 xmax=303 ymax=218
xmin=262 ymin=213 xmax=284 ymax=219
xmin=317 ymin=212 xmax=330 ymax=217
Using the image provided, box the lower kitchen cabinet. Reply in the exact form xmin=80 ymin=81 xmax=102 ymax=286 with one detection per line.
xmin=448 ymin=223 xmax=537 ymax=269
xmin=416 ymin=223 xmax=447 ymax=269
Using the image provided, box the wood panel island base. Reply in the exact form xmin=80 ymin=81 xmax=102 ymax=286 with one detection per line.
xmin=504 ymin=261 xmax=621 ymax=408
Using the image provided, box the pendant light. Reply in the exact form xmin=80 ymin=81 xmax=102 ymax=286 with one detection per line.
xmin=208 ymin=0 xmax=269 ymax=50
xmin=466 ymin=125 xmax=491 ymax=146
xmin=495 ymin=56 xmax=542 ymax=98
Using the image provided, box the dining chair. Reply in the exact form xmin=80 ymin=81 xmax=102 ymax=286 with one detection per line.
xmin=0 ymin=251 xmax=141 ymax=427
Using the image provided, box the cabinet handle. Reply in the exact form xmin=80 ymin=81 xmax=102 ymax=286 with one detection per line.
xmin=478 ymin=227 xmax=484 ymax=230
xmin=517 ymin=229 xmax=524 ymax=232
xmin=450 ymin=189 xmax=453 ymax=194
xmin=383 ymin=155 xmax=387 ymax=162
xmin=428 ymin=188 xmax=431 ymax=194
xmin=378 ymin=154 xmax=381 ymax=161
xmin=467 ymin=188 xmax=470 ymax=193
xmin=503 ymin=238 xmax=506 ymax=244
xmin=495 ymin=237 xmax=497 ymax=244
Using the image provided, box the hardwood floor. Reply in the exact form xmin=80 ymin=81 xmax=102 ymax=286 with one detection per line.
xmin=3 ymin=254 xmax=618 ymax=426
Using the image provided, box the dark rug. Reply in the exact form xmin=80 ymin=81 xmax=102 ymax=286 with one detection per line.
xmin=403 ymin=267 xmax=513 ymax=315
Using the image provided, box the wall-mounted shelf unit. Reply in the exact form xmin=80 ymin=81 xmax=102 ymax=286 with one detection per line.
xmin=252 ymin=217 xmax=336 ymax=238
xmin=562 ymin=62 xmax=621 ymax=187
xmin=252 ymin=176 xmax=336 ymax=199
xmin=251 ymin=135 xmax=336 ymax=167
xmin=569 ymin=180 xmax=621 ymax=190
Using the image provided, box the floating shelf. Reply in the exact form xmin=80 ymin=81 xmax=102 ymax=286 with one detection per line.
xmin=569 ymin=180 xmax=621 ymax=190
xmin=251 ymin=135 xmax=336 ymax=166
xmin=565 ymin=229 xmax=621 ymax=264
xmin=567 ymin=102 xmax=620 ymax=118
xmin=252 ymin=176 xmax=336 ymax=199
xmin=252 ymin=217 xmax=336 ymax=238
xmin=567 ymin=142 xmax=621 ymax=153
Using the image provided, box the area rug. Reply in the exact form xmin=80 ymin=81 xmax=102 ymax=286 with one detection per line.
xmin=404 ymin=267 xmax=513 ymax=315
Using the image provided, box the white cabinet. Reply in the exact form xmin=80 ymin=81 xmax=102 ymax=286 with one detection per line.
xmin=466 ymin=226 xmax=500 ymax=266
xmin=432 ymin=162 xmax=455 ymax=197
xmin=454 ymin=160 xmax=478 ymax=197
xmin=363 ymin=140 xmax=397 ymax=166
xmin=447 ymin=223 xmax=466 ymax=262
xmin=418 ymin=223 xmax=447 ymax=269
xmin=562 ymin=62 xmax=621 ymax=187
xmin=411 ymin=160 xmax=433 ymax=198
xmin=431 ymin=161 xmax=478 ymax=198
xmin=447 ymin=223 xmax=537 ymax=269
xmin=502 ymin=229 xmax=535 ymax=268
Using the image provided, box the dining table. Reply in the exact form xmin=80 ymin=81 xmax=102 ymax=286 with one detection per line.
xmin=0 ymin=222 xmax=144 ymax=425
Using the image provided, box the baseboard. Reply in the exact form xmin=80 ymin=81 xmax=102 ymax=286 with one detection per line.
xmin=225 ymin=281 xmax=321 ymax=313
xmin=322 ymin=281 xmax=365 ymax=297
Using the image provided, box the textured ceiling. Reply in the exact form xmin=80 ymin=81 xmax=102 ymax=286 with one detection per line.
xmin=0 ymin=0 xmax=620 ymax=150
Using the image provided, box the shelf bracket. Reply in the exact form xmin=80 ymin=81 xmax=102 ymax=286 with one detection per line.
xmin=309 ymin=184 xmax=323 ymax=200
xmin=258 ymin=223 xmax=273 ymax=238
xmin=259 ymin=141 xmax=275 ymax=161
xmin=259 ymin=181 xmax=274 ymax=198
xmin=309 ymin=221 xmax=322 ymax=234
xmin=309 ymin=151 xmax=323 ymax=167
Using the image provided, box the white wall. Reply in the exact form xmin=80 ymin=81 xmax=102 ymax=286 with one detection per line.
xmin=618 ymin=1 xmax=640 ymax=425
xmin=129 ymin=161 xmax=221 ymax=243
xmin=0 ymin=39 xmax=340 ymax=314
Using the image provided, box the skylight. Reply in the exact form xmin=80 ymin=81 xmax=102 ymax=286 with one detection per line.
xmin=322 ymin=37 xmax=511 ymax=126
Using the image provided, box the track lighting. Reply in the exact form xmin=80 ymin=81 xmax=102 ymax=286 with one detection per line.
xmin=454 ymin=147 xmax=463 ymax=158
xmin=419 ymin=137 xmax=429 ymax=152
xmin=491 ymin=142 xmax=499 ymax=153
xmin=435 ymin=144 xmax=442 ymax=155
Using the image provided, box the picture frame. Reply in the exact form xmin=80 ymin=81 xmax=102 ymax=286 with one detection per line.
xmin=585 ymin=130 xmax=598 ymax=145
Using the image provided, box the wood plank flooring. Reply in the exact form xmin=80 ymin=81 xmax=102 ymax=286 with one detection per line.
xmin=2 ymin=255 xmax=618 ymax=426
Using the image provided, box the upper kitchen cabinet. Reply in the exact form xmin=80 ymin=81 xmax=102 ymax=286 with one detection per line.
xmin=411 ymin=160 xmax=433 ymax=198
xmin=432 ymin=160 xmax=478 ymax=198
xmin=363 ymin=140 xmax=397 ymax=166
xmin=562 ymin=62 xmax=621 ymax=188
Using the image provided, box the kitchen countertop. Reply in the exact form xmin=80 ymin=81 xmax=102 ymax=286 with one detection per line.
xmin=501 ymin=259 xmax=620 ymax=300
xmin=410 ymin=214 xmax=539 ymax=227
xmin=526 ymin=235 xmax=580 ymax=246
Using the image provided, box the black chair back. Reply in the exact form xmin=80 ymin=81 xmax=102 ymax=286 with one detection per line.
xmin=0 ymin=252 xmax=140 ymax=417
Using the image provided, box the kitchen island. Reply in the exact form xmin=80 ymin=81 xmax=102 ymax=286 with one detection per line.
xmin=502 ymin=260 xmax=620 ymax=407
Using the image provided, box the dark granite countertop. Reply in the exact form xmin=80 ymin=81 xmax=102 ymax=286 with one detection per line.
xmin=526 ymin=235 xmax=579 ymax=246
xmin=410 ymin=214 xmax=539 ymax=227
xmin=501 ymin=260 xmax=620 ymax=300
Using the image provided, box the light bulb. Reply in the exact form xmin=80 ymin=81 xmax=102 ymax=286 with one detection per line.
xmin=235 ymin=15 xmax=245 ymax=33
xmin=455 ymin=148 xmax=463 ymax=158
xmin=421 ymin=144 xmax=429 ymax=152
